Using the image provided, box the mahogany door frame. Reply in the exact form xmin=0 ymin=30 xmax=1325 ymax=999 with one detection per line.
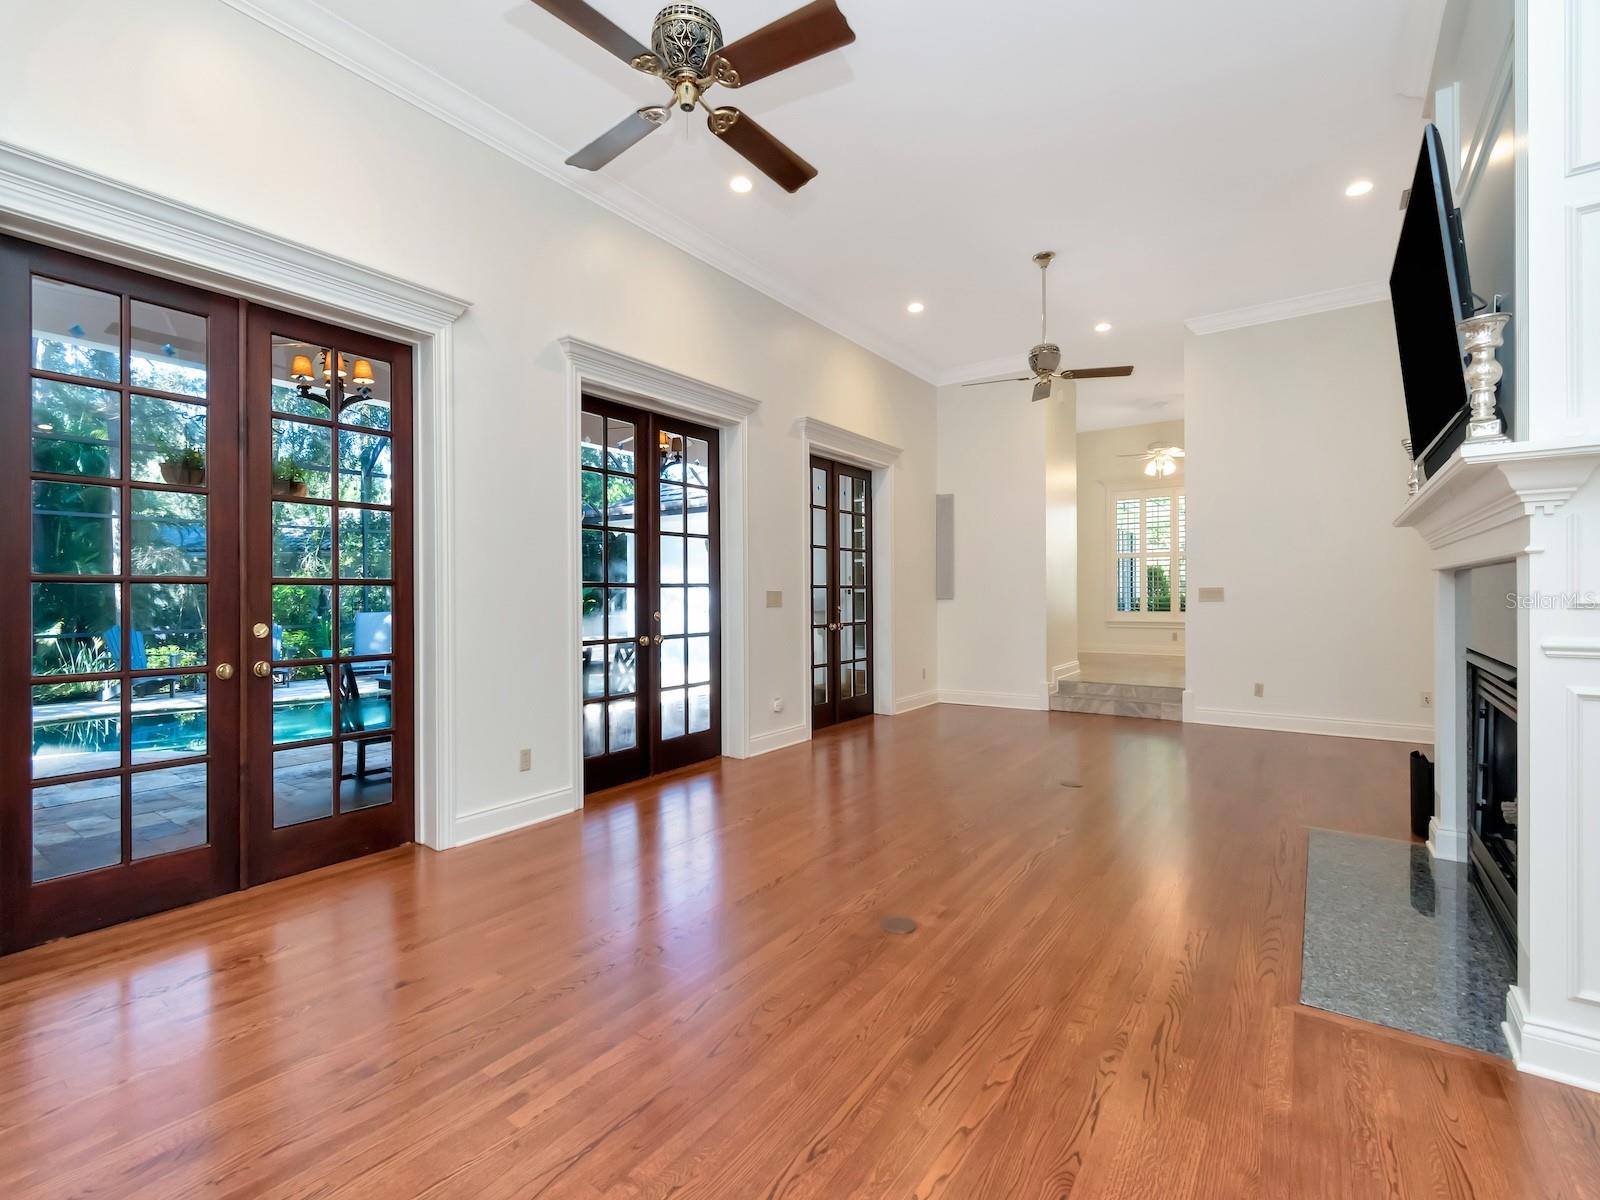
xmin=242 ymin=304 xmax=414 ymax=885
xmin=579 ymin=394 xmax=722 ymax=793
xmin=0 ymin=237 xmax=243 ymax=953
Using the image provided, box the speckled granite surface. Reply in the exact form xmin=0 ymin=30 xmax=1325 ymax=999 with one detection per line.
xmin=1300 ymin=829 xmax=1514 ymax=1056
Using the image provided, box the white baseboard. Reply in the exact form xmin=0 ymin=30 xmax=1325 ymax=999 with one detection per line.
xmin=1187 ymin=705 xmax=1433 ymax=744
xmin=1506 ymin=985 xmax=1600 ymax=1094
xmin=893 ymin=689 xmax=939 ymax=714
xmin=747 ymin=722 xmax=810 ymax=757
xmin=453 ymin=786 xmax=576 ymax=847
xmin=1051 ymin=661 xmax=1081 ymax=685
xmin=938 ymin=688 xmax=1049 ymax=711
xmin=1427 ymin=816 xmax=1468 ymax=862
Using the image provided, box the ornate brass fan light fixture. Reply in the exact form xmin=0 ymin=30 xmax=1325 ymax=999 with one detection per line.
xmin=963 ymin=252 xmax=1136 ymax=402
xmin=528 ymin=1 xmax=856 ymax=192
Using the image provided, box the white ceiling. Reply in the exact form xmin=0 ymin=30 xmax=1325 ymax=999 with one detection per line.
xmin=228 ymin=0 xmax=1434 ymax=430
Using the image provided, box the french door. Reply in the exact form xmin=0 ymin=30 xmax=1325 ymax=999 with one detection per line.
xmin=0 ymin=238 xmax=412 ymax=953
xmin=243 ymin=307 xmax=412 ymax=884
xmin=809 ymin=457 xmax=872 ymax=730
xmin=0 ymin=240 xmax=241 ymax=951
xmin=580 ymin=398 xmax=720 ymax=793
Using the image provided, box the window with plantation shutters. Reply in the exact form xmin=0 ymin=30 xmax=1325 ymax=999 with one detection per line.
xmin=1112 ymin=488 xmax=1185 ymax=619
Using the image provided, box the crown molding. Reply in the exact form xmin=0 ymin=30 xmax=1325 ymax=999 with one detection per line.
xmin=1184 ymin=281 xmax=1390 ymax=336
xmin=936 ymin=354 xmax=1031 ymax=388
xmin=0 ymin=140 xmax=470 ymax=336
xmin=794 ymin=417 xmax=902 ymax=469
xmin=214 ymin=0 xmax=939 ymax=385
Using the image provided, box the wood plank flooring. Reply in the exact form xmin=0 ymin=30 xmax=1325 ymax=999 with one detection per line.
xmin=2 ymin=706 xmax=1598 ymax=1198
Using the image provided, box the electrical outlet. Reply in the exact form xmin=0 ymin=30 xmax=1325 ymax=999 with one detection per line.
xmin=1171 ymin=631 xmax=1179 ymax=642
xmin=765 ymin=590 xmax=783 ymax=609
xmin=772 ymin=697 xmax=785 ymax=713
xmin=518 ymin=748 xmax=531 ymax=772
xmin=1421 ymin=691 xmax=1433 ymax=708
xmin=1253 ymin=682 xmax=1265 ymax=698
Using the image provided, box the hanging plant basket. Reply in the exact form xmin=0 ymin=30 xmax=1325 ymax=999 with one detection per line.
xmin=160 ymin=461 xmax=207 ymax=486
xmin=271 ymin=477 xmax=309 ymax=498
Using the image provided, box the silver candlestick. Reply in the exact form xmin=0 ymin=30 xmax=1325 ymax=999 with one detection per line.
xmin=1458 ymin=311 xmax=1511 ymax=444
xmin=1401 ymin=437 xmax=1420 ymax=496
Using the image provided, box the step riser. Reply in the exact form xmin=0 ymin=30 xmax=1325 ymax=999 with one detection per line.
xmin=1056 ymin=681 xmax=1183 ymax=704
xmin=1050 ymin=696 xmax=1183 ymax=722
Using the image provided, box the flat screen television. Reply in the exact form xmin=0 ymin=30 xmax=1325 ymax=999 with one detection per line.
xmin=1389 ymin=124 xmax=1476 ymax=477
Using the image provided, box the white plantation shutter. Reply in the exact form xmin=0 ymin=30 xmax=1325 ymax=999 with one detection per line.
xmin=1110 ymin=487 xmax=1185 ymax=619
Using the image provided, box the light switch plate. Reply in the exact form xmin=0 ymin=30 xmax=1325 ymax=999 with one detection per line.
xmin=765 ymin=590 xmax=783 ymax=608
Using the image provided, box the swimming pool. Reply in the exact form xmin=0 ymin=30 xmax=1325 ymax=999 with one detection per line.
xmin=32 ymin=695 xmax=393 ymax=768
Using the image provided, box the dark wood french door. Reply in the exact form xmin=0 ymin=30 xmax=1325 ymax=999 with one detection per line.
xmin=580 ymin=398 xmax=720 ymax=793
xmin=243 ymin=307 xmax=413 ymax=884
xmin=0 ymin=239 xmax=242 ymax=952
xmin=809 ymin=457 xmax=872 ymax=730
xmin=0 ymin=239 xmax=413 ymax=953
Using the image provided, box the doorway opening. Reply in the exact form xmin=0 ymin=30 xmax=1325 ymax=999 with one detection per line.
xmin=0 ymin=236 xmax=414 ymax=953
xmin=579 ymin=397 xmax=722 ymax=793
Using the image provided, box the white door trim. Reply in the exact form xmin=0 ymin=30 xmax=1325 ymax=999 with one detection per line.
xmin=558 ymin=338 xmax=760 ymax=787
xmin=0 ymin=141 xmax=471 ymax=850
xmin=796 ymin=417 xmax=903 ymax=731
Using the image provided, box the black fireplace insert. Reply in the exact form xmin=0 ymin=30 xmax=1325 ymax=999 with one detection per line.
xmin=1467 ymin=650 xmax=1517 ymax=951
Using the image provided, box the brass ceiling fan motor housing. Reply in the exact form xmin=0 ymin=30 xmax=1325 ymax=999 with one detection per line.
xmin=649 ymin=5 xmax=726 ymax=107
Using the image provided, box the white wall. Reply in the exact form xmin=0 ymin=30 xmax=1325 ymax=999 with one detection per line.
xmin=1184 ymin=302 xmax=1434 ymax=741
xmin=1076 ymin=419 xmax=1187 ymax=658
xmin=1043 ymin=385 xmax=1078 ymax=682
xmin=0 ymin=0 xmax=938 ymax=840
xmin=935 ymin=384 xmax=1047 ymax=709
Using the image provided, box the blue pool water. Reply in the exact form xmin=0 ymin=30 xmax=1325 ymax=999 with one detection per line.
xmin=33 ymin=696 xmax=393 ymax=763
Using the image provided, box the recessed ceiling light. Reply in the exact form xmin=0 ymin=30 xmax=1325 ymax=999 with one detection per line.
xmin=729 ymin=175 xmax=753 ymax=194
xmin=1093 ymin=321 xmax=1112 ymax=333
xmin=1345 ymin=179 xmax=1374 ymax=198
xmin=906 ymin=301 xmax=925 ymax=314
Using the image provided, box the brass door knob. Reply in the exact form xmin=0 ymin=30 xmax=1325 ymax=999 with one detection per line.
xmin=653 ymin=634 xmax=664 ymax=644
xmin=638 ymin=635 xmax=650 ymax=646
xmin=215 ymin=663 xmax=235 ymax=680
xmin=252 ymin=661 xmax=272 ymax=678
xmin=252 ymin=622 xmax=271 ymax=639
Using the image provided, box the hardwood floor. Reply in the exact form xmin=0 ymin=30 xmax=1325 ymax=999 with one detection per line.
xmin=2 ymin=706 xmax=1597 ymax=1198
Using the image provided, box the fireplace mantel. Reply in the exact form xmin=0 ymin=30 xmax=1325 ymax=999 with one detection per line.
xmin=1394 ymin=435 xmax=1600 ymax=1092
xmin=1394 ymin=438 xmax=1600 ymax=567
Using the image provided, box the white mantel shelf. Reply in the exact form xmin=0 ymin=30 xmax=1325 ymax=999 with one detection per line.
xmin=1394 ymin=438 xmax=1600 ymax=563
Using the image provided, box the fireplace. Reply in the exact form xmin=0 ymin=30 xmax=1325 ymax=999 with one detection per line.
xmin=1466 ymin=650 xmax=1517 ymax=949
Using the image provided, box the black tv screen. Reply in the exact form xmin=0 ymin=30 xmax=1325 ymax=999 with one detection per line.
xmin=1389 ymin=124 xmax=1474 ymax=466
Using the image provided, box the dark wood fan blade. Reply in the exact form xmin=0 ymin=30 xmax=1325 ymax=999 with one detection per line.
xmin=566 ymin=110 xmax=664 ymax=170
xmin=1059 ymin=365 xmax=1135 ymax=379
xmin=708 ymin=110 xmax=817 ymax=192
xmin=1032 ymin=378 xmax=1053 ymax=403
xmin=528 ymin=0 xmax=651 ymax=63
xmin=715 ymin=0 xmax=856 ymax=86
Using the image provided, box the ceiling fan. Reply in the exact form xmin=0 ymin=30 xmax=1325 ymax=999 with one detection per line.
xmin=963 ymin=251 xmax=1135 ymax=402
xmin=528 ymin=1 xmax=855 ymax=192
xmin=1121 ymin=442 xmax=1185 ymax=476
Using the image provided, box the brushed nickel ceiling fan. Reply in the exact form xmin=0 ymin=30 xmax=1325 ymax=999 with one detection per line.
xmin=528 ymin=1 xmax=855 ymax=192
xmin=963 ymin=252 xmax=1135 ymax=402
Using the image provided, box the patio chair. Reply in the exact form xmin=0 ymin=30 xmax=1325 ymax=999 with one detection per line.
xmin=324 ymin=662 xmax=389 ymax=780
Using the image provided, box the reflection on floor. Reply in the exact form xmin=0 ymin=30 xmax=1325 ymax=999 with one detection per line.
xmin=30 ymin=741 xmax=393 ymax=882
xmin=1300 ymin=828 xmax=1514 ymax=1055
xmin=1051 ymin=652 xmax=1185 ymax=721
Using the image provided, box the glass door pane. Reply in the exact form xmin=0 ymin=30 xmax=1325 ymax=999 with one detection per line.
xmin=580 ymin=404 xmax=648 ymax=792
xmin=244 ymin=309 xmax=411 ymax=887
xmin=809 ymin=457 xmax=872 ymax=730
xmin=2 ymin=242 xmax=241 ymax=953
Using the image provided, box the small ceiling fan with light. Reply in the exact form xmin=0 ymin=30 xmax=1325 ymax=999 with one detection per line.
xmin=963 ymin=251 xmax=1135 ymax=402
xmin=528 ymin=1 xmax=856 ymax=192
xmin=1121 ymin=442 xmax=1185 ymax=477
